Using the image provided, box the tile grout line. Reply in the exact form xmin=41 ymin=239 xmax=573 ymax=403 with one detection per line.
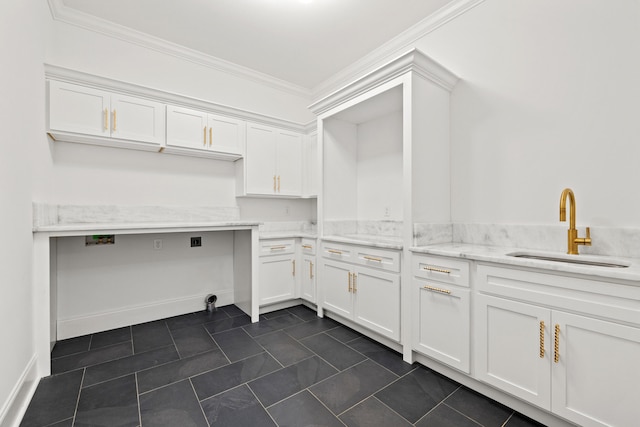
xmin=245 ymin=382 xmax=281 ymax=426
xmin=70 ymin=367 xmax=86 ymax=427
xmin=134 ymin=372 xmax=142 ymax=427
xmin=189 ymin=378 xmax=212 ymax=427
xmin=306 ymin=387 xmax=349 ymax=426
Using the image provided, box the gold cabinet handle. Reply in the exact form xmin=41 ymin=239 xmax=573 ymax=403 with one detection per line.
xmin=310 ymin=261 xmax=314 ymax=279
xmin=292 ymin=260 xmax=295 ymax=276
xmin=364 ymin=256 xmax=382 ymax=262
xmin=539 ymin=321 xmax=545 ymax=358
xmin=348 ymin=272 xmax=352 ymax=292
xmin=554 ymin=324 xmax=560 ymax=363
xmin=203 ymin=126 xmax=207 ymax=146
xmin=422 ymin=285 xmax=451 ymax=295
xmin=353 ymin=273 xmax=357 ymax=293
xmin=328 ymin=249 xmax=343 ymax=255
xmin=423 ymin=266 xmax=451 ymax=274
xmin=209 ymin=127 xmax=212 ymax=147
xmin=277 ymin=175 xmax=281 ymax=192
xmin=269 ymin=245 xmax=286 ymax=251
xmin=112 ymin=109 xmax=117 ymax=131
xmin=104 ymin=108 xmax=109 ymax=131
xmin=273 ymin=175 xmax=276 ymax=192
xmin=302 ymin=245 xmax=313 ymax=250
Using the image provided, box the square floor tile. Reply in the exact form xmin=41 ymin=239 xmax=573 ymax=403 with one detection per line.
xmin=444 ymin=387 xmax=512 ymax=427
xmin=212 ymin=328 xmax=265 ymax=362
xmin=339 ymin=396 xmax=412 ymax=427
xmin=19 ymin=370 xmax=83 ymax=427
xmin=137 ymin=349 xmax=229 ymax=394
xmin=83 ymin=345 xmax=179 ymax=387
xmin=243 ymin=313 xmax=305 ymax=337
xmin=268 ymin=390 xmax=343 ymax=427
xmin=200 ymin=385 xmax=276 ymax=427
xmin=415 ymin=403 xmax=482 ymax=427
xmin=375 ymin=366 xmax=459 ymax=423
xmin=51 ymin=342 xmax=132 ymax=375
xmin=139 ymin=379 xmax=208 ymax=427
xmin=255 ymin=330 xmax=313 ymax=366
xmin=132 ymin=319 xmax=173 ymax=354
xmin=249 ymin=356 xmax=337 ymax=407
xmin=301 ymin=332 xmax=366 ymax=371
xmin=170 ymin=324 xmax=218 ymax=358
xmin=51 ymin=335 xmax=91 ymax=359
xmin=347 ymin=336 xmax=414 ymax=376
xmin=310 ymin=359 xmax=397 ymax=415
xmin=191 ymin=352 xmax=281 ymax=400
xmin=284 ymin=317 xmax=340 ymax=340
xmin=74 ymin=375 xmax=139 ymax=427
xmin=90 ymin=326 xmax=131 ymax=350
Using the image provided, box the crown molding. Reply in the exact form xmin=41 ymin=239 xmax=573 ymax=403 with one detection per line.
xmin=310 ymin=0 xmax=485 ymax=100
xmin=47 ymin=0 xmax=311 ymax=98
xmin=44 ymin=64 xmax=307 ymax=133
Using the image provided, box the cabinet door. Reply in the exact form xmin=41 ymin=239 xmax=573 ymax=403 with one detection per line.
xmin=166 ymin=105 xmax=209 ymax=150
xmin=276 ymin=130 xmax=303 ymax=196
xmin=48 ymin=80 xmax=110 ymax=137
xmin=551 ymin=311 xmax=640 ymax=427
xmin=208 ymin=113 xmax=244 ymax=155
xmin=303 ymin=132 xmax=318 ymax=197
xmin=245 ymin=123 xmax=277 ymax=195
xmin=414 ymin=280 xmax=470 ymax=373
xmin=353 ymin=267 xmax=400 ymax=341
xmin=475 ymin=294 xmax=551 ymax=410
xmin=301 ymin=255 xmax=316 ymax=303
xmin=110 ymin=94 xmax=165 ymax=145
xmin=320 ymin=260 xmax=353 ymax=318
xmin=259 ymin=254 xmax=296 ymax=306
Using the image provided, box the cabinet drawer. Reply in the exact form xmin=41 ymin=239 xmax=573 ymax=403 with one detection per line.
xmin=321 ymin=242 xmax=354 ymax=262
xmin=260 ymin=238 xmax=296 ymax=256
xmin=301 ymin=238 xmax=316 ymax=255
xmin=413 ymin=254 xmax=469 ymax=287
xmin=354 ymin=246 xmax=400 ymax=273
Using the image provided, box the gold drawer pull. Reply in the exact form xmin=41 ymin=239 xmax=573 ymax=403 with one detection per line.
xmin=302 ymin=245 xmax=313 ymax=250
xmin=364 ymin=256 xmax=382 ymax=262
xmin=353 ymin=273 xmax=357 ymax=292
xmin=209 ymin=127 xmax=213 ymax=146
xmin=269 ymin=245 xmax=286 ymax=251
xmin=348 ymin=272 xmax=352 ymax=292
xmin=292 ymin=260 xmax=296 ymax=276
xmin=203 ymin=126 xmax=207 ymax=146
xmin=423 ymin=285 xmax=451 ymax=295
xmin=539 ymin=321 xmax=545 ymax=358
xmin=554 ymin=324 xmax=560 ymax=363
xmin=112 ymin=109 xmax=117 ymax=131
xmin=277 ymin=175 xmax=281 ymax=192
xmin=104 ymin=108 xmax=109 ymax=130
xmin=310 ymin=261 xmax=314 ymax=279
xmin=328 ymin=249 xmax=343 ymax=255
xmin=423 ymin=266 xmax=451 ymax=274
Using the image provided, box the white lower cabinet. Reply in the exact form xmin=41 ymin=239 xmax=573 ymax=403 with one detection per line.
xmin=301 ymin=254 xmax=316 ymax=303
xmin=320 ymin=243 xmax=400 ymax=342
xmin=475 ymin=267 xmax=640 ymax=427
xmin=259 ymin=253 xmax=296 ymax=306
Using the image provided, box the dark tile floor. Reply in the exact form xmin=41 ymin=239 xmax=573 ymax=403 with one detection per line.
xmin=20 ymin=304 xmax=546 ymax=427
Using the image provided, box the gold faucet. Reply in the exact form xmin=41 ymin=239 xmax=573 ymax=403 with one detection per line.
xmin=559 ymin=188 xmax=591 ymax=255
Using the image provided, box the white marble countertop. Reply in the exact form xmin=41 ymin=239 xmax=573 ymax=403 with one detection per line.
xmin=322 ymin=234 xmax=403 ymax=250
xmin=33 ymin=221 xmax=261 ymax=236
xmin=411 ymin=243 xmax=640 ymax=283
xmin=260 ymin=232 xmax=318 ymax=240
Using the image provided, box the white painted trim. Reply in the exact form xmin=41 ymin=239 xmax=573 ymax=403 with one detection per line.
xmin=57 ymin=290 xmax=234 ymax=339
xmin=44 ymin=64 xmax=308 ymax=133
xmin=46 ymin=0 xmax=311 ymax=98
xmin=310 ymin=0 xmax=485 ymax=99
xmin=0 ymin=354 xmax=39 ymax=427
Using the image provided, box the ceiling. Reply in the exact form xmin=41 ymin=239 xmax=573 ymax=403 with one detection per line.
xmin=61 ymin=0 xmax=455 ymax=91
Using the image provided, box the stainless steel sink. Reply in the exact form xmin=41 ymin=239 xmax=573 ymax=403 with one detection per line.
xmin=506 ymin=251 xmax=630 ymax=268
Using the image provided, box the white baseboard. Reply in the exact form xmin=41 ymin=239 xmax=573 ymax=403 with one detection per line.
xmin=57 ymin=290 xmax=234 ymax=339
xmin=0 ymin=354 xmax=39 ymax=427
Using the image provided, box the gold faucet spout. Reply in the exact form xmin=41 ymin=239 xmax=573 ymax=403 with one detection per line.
xmin=559 ymin=188 xmax=591 ymax=255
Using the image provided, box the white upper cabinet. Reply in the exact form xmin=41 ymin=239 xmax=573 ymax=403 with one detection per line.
xmin=165 ymin=105 xmax=244 ymax=160
xmin=237 ymin=122 xmax=303 ymax=197
xmin=48 ymin=80 xmax=165 ymax=151
xmin=302 ymin=131 xmax=318 ymax=198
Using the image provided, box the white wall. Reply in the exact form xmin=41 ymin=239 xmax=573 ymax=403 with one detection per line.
xmin=415 ymin=0 xmax=640 ymax=226
xmin=0 ymin=0 xmax=48 ymax=425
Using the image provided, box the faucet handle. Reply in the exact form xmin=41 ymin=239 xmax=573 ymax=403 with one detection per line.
xmin=583 ymin=227 xmax=592 ymax=246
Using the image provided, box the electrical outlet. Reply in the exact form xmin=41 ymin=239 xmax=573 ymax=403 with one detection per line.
xmin=190 ymin=236 xmax=202 ymax=247
xmin=153 ymin=239 xmax=162 ymax=250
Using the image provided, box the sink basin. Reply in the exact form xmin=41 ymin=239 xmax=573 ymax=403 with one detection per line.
xmin=506 ymin=251 xmax=630 ymax=268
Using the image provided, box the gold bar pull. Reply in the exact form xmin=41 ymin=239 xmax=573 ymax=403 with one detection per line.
xmin=112 ymin=109 xmax=117 ymax=131
xmin=364 ymin=256 xmax=382 ymax=262
xmin=277 ymin=175 xmax=281 ymax=192
xmin=328 ymin=249 xmax=343 ymax=255
xmin=203 ymin=126 xmax=207 ymax=146
xmin=104 ymin=108 xmax=108 ymax=131
xmin=554 ymin=324 xmax=560 ymax=363
xmin=539 ymin=321 xmax=545 ymax=358
xmin=302 ymin=245 xmax=312 ymax=250
xmin=292 ymin=260 xmax=295 ymax=276
xmin=423 ymin=266 xmax=451 ymax=274
xmin=270 ymin=245 xmax=286 ymax=251
xmin=209 ymin=127 xmax=212 ymax=147
xmin=353 ymin=273 xmax=357 ymax=293
xmin=348 ymin=272 xmax=352 ymax=292
xmin=423 ymin=285 xmax=451 ymax=295
xmin=273 ymin=175 xmax=276 ymax=192
xmin=310 ymin=262 xmax=314 ymax=279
